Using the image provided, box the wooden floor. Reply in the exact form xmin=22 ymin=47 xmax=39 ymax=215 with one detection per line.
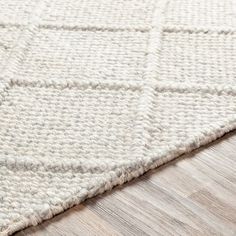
xmin=16 ymin=131 xmax=236 ymax=236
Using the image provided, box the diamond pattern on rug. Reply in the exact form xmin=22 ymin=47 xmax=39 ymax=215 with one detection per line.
xmin=41 ymin=0 xmax=156 ymax=27
xmin=17 ymin=28 xmax=148 ymax=82
xmin=160 ymin=31 xmax=236 ymax=85
xmin=165 ymin=0 xmax=236 ymax=28
xmin=0 ymin=82 xmax=141 ymax=161
xmin=0 ymin=0 xmax=236 ymax=235
xmin=150 ymin=87 xmax=236 ymax=152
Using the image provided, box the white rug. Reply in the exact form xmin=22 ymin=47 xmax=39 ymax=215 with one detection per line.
xmin=0 ymin=0 xmax=236 ymax=234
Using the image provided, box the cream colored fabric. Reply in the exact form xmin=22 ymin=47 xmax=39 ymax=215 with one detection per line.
xmin=0 ymin=0 xmax=236 ymax=235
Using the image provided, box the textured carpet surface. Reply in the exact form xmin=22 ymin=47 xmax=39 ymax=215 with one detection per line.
xmin=0 ymin=0 xmax=236 ymax=235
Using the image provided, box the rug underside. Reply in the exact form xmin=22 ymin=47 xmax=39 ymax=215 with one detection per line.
xmin=0 ymin=0 xmax=236 ymax=235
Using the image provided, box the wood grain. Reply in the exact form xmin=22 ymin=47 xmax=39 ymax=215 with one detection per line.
xmin=15 ymin=131 xmax=236 ymax=236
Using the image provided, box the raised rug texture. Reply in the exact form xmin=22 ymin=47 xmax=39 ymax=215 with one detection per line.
xmin=0 ymin=0 xmax=236 ymax=235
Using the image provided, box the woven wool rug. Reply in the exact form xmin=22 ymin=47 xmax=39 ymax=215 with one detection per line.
xmin=0 ymin=0 xmax=236 ymax=235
